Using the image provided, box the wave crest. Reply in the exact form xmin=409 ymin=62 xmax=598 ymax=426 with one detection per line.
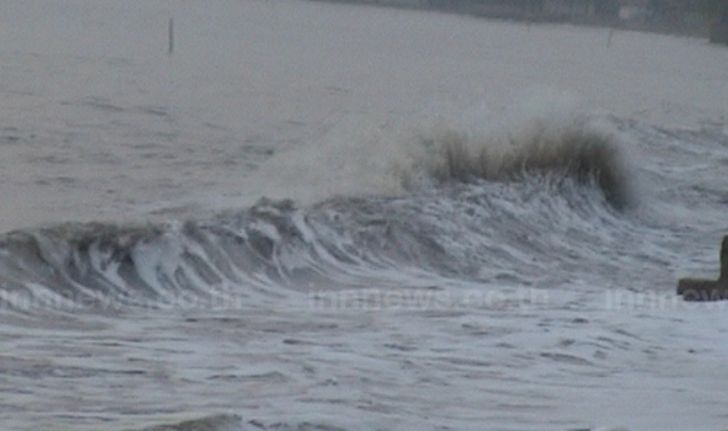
xmin=402 ymin=117 xmax=631 ymax=210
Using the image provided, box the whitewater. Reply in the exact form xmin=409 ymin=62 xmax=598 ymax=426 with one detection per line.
xmin=1 ymin=1 xmax=728 ymax=430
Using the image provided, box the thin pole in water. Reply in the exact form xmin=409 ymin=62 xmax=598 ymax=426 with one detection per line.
xmin=607 ymin=29 xmax=614 ymax=48
xmin=168 ymin=17 xmax=174 ymax=55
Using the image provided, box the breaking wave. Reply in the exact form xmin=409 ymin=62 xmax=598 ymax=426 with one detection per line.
xmin=246 ymin=104 xmax=632 ymax=212
xmin=0 ymin=113 xmax=639 ymax=311
xmin=402 ymin=118 xmax=630 ymax=209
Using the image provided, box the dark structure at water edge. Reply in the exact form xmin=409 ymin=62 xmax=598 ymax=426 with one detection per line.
xmin=710 ymin=1 xmax=728 ymax=44
xmin=678 ymin=236 xmax=728 ymax=302
xmin=315 ymin=0 xmax=728 ymax=39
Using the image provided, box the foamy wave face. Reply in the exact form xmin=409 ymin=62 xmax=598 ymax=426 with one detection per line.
xmin=0 ymin=172 xmax=630 ymax=312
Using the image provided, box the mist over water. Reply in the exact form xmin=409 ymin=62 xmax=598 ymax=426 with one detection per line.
xmin=240 ymin=93 xmax=632 ymax=210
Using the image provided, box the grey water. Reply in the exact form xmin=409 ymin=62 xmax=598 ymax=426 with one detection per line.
xmin=1 ymin=1 xmax=728 ymax=430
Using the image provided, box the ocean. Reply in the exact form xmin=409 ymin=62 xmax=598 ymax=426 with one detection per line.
xmin=1 ymin=1 xmax=727 ymax=430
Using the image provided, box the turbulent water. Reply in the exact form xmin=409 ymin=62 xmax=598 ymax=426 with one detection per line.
xmin=1 ymin=118 xmax=633 ymax=307
xmin=2 ymin=117 xmax=728 ymax=430
xmin=2 ymin=1 xmax=728 ymax=430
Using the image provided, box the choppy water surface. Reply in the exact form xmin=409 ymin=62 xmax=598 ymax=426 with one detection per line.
xmin=2 ymin=119 xmax=728 ymax=430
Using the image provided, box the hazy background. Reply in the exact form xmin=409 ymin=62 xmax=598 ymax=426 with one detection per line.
xmin=1 ymin=0 xmax=726 ymax=233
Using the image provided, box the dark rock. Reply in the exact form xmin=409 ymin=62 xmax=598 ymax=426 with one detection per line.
xmin=677 ymin=236 xmax=728 ymax=302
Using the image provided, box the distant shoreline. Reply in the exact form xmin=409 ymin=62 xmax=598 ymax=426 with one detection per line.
xmin=308 ymin=0 xmax=713 ymax=39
